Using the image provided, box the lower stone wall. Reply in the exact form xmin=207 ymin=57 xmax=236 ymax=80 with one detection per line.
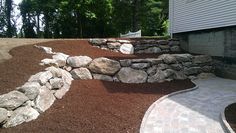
xmin=0 ymin=45 xmax=213 ymax=128
xmin=89 ymin=38 xmax=181 ymax=54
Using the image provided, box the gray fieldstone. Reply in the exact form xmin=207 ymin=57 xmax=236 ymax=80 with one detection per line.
xmin=119 ymin=43 xmax=134 ymax=54
xmin=3 ymin=106 xmax=39 ymax=128
xmin=0 ymin=91 xmax=29 ymax=110
xmin=159 ymin=54 xmax=177 ymax=64
xmin=193 ymin=55 xmax=212 ymax=64
xmin=54 ymin=83 xmax=70 ymax=99
xmin=93 ymin=74 xmax=113 ymax=81
xmin=148 ymin=69 xmax=175 ymax=83
xmin=158 ymin=40 xmax=169 ymax=45
xmin=117 ymin=67 xmax=147 ymax=83
xmin=159 ymin=45 xmax=170 ymax=50
xmin=118 ymin=40 xmax=130 ymax=43
xmin=119 ymin=59 xmax=132 ymax=67
xmin=173 ymin=54 xmax=193 ymax=62
xmin=28 ymin=71 xmax=53 ymax=85
xmin=61 ymin=69 xmax=74 ymax=85
xmin=49 ymin=78 xmax=64 ymax=89
xmin=139 ymin=47 xmax=162 ymax=54
xmin=157 ymin=64 xmax=170 ymax=70
xmin=147 ymin=65 xmax=157 ymax=76
xmin=52 ymin=53 xmax=69 ymax=67
xmin=184 ymin=67 xmax=201 ymax=75
xmin=70 ymin=68 xmax=92 ymax=80
xmin=17 ymin=82 xmax=41 ymax=100
xmin=131 ymin=63 xmax=150 ymax=69
xmin=172 ymin=71 xmax=187 ymax=80
xmin=45 ymin=66 xmax=62 ymax=78
xmin=67 ymin=56 xmax=92 ymax=68
xmin=107 ymin=42 xmax=121 ymax=49
xmin=170 ymin=46 xmax=181 ymax=52
xmin=197 ymin=73 xmax=216 ymax=79
xmin=89 ymin=57 xmax=121 ymax=75
xmin=170 ymin=63 xmax=183 ymax=71
xmin=35 ymin=86 xmax=56 ymax=113
xmin=89 ymin=39 xmax=107 ymax=46
xmin=168 ymin=40 xmax=180 ymax=46
xmin=0 ymin=108 xmax=8 ymax=124
xmin=40 ymin=58 xmax=58 ymax=66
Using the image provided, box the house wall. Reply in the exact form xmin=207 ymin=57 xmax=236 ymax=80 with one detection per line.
xmin=169 ymin=0 xmax=236 ymax=34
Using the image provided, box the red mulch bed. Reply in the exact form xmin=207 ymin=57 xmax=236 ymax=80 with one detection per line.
xmin=225 ymin=103 xmax=236 ymax=132
xmin=0 ymin=40 xmax=195 ymax=133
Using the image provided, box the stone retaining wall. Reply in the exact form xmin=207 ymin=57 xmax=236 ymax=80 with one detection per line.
xmin=89 ymin=38 xmax=181 ymax=54
xmin=0 ymin=45 xmax=213 ymax=128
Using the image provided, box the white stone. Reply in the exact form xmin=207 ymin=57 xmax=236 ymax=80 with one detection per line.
xmin=49 ymin=78 xmax=64 ymax=89
xmin=119 ymin=43 xmax=134 ymax=54
xmin=89 ymin=57 xmax=121 ymax=75
xmin=40 ymin=58 xmax=58 ymax=66
xmin=45 ymin=66 xmax=62 ymax=78
xmin=34 ymin=45 xmax=55 ymax=54
xmin=61 ymin=69 xmax=74 ymax=85
xmin=67 ymin=56 xmax=92 ymax=68
xmin=28 ymin=71 xmax=53 ymax=85
xmin=3 ymin=106 xmax=39 ymax=128
xmin=54 ymin=83 xmax=70 ymax=99
xmin=17 ymin=82 xmax=41 ymax=100
xmin=35 ymin=86 xmax=56 ymax=113
xmin=70 ymin=68 xmax=92 ymax=80
xmin=118 ymin=40 xmax=130 ymax=43
xmin=52 ymin=53 xmax=69 ymax=67
xmin=117 ymin=67 xmax=147 ymax=83
xmin=0 ymin=91 xmax=29 ymax=110
xmin=0 ymin=108 xmax=8 ymax=124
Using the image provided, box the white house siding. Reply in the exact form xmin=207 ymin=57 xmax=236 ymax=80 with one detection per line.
xmin=169 ymin=0 xmax=236 ymax=33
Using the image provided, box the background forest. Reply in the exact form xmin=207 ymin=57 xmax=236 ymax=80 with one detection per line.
xmin=0 ymin=0 xmax=168 ymax=38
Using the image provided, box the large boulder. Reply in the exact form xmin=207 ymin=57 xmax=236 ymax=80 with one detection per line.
xmin=193 ymin=55 xmax=212 ymax=64
xmin=119 ymin=59 xmax=132 ymax=67
xmin=35 ymin=86 xmax=56 ymax=113
xmin=28 ymin=71 xmax=53 ymax=85
xmin=119 ymin=44 xmax=134 ymax=54
xmin=52 ymin=53 xmax=69 ymax=67
xmin=70 ymin=68 xmax=92 ymax=80
xmin=17 ymin=82 xmax=41 ymax=100
xmin=89 ymin=57 xmax=121 ymax=75
xmin=93 ymin=74 xmax=113 ymax=81
xmin=3 ymin=106 xmax=39 ymax=128
xmin=0 ymin=91 xmax=29 ymax=110
xmin=0 ymin=108 xmax=8 ymax=124
xmin=67 ymin=56 xmax=92 ymax=68
xmin=117 ymin=67 xmax=147 ymax=83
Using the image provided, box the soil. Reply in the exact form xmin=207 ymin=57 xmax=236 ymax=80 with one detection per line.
xmin=225 ymin=103 xmax=236 ymax=132
xmin=0 ymin=40 xmax=195 ymax=133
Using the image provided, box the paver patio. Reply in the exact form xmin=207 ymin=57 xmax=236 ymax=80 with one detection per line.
xmin=141 ymin=77 xmax=236 ymax=133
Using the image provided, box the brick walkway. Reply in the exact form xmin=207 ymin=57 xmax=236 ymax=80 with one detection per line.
xmin=140 ymin=77 xmax=236 ymax=133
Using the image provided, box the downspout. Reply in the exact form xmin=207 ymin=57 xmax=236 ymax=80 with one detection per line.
xmin=170 ymin=0 xmax=174 ymax=39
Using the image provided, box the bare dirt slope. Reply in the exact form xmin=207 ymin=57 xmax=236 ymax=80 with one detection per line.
xmin=0 ymin=38 xmax=53 ymax=63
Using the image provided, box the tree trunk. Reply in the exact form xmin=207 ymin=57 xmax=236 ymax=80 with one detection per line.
xmin=36 ymin=13 xmax=40 ymax=37
xmin=131 ymin=0 xmax=139 ymax=32
xmin=5 ymin=0 xmax=12 ymax=37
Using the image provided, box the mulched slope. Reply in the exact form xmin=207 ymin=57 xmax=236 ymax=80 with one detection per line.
xmin=0 ymin=40 xmax=195 ymax=133
xmin=0 ymin=45 xmax=50 ymax=94
xmin=225 ymin=103 xmax=236 ymax=131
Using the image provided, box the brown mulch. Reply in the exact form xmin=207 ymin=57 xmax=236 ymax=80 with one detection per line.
xmin=225 ymin=103 xmax=236 ymax=131
xmin=0 ymin=40 xmax=195 ymax=133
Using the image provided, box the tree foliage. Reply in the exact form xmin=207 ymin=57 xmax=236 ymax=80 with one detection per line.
xmin=1 ymin=0 xmax=169 ymax=38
